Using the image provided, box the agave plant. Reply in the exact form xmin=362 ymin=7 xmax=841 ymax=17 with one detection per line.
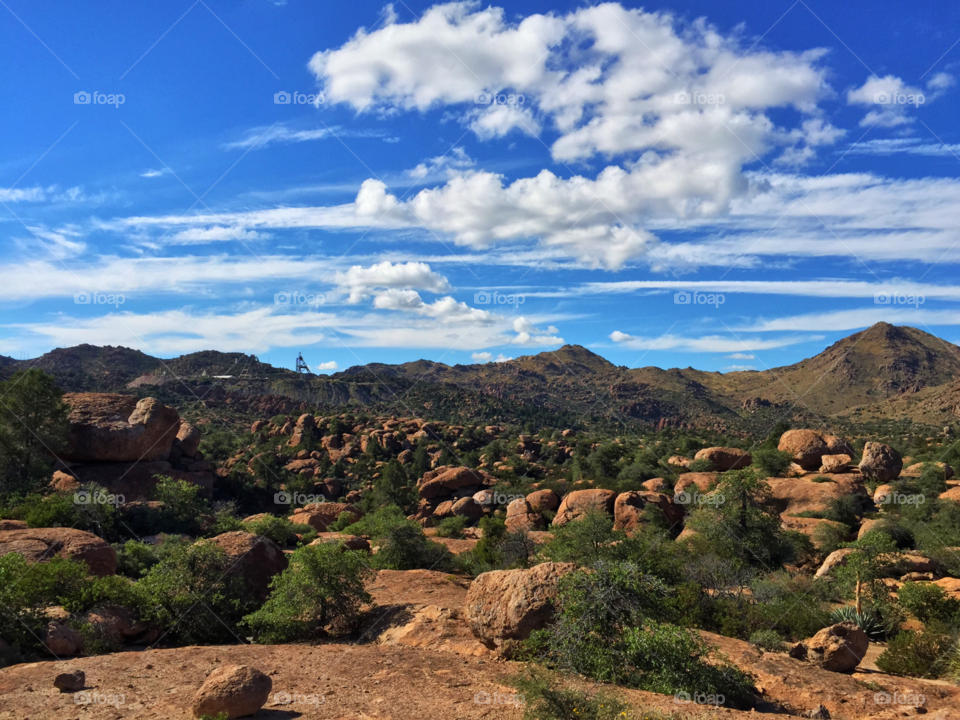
xmin=830 ymin=606 xmax=886 ymax=640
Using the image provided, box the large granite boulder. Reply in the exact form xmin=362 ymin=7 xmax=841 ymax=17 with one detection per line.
xmin=61 ymin=393 xmax=181 ymax=462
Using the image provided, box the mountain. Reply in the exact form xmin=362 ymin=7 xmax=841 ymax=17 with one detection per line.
xmin=4 ymin=323 xmax=958 ymax=431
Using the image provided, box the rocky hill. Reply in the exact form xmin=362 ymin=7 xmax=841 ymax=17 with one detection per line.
xmin=4 ymin=323 xmax=958 ymax=432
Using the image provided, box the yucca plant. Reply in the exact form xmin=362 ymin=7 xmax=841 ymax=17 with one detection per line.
xmin=829 ymin=606 xmax=885 ymax=640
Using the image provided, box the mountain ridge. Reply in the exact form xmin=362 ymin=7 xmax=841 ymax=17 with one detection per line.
xmin=3 ymin=323 xmax=957 ymax=431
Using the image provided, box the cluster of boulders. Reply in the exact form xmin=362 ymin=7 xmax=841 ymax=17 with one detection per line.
xmin=50 ymin=393 xmax=214 ymax=500
xmin=411 ymin=466 xmax=497 ymax=525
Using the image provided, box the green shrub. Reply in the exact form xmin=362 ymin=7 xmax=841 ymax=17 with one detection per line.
xmin=509 ymin=667 xmax=638 ymax=720
xmin=0 ymin=553 xmax=89 ymax=662
xmin=137 ymin=541 xmax=257 ymax=646
xmin=114 ymin=537 xmax=190 ymax=579
xmin=812 ymin=522 xmax=849 ymax=553
xmin=243 ymin=514 xmax=303 ymax=546
xmin=152 ymin=477 xmax=212 ymax=535
xmin=242 ymin=543 xmax=373 ymax=642
xmin=897 ymin=581 xmax=960 ymax=625
xmin=685 ymin=458 xmax=715 ymax=472
xmin=435 ymin=515 xmax=467 ymax=538
xmin=528 ymin=562 xmax=753 ymax=705
xmin=374 ymin=522 xmax=456 ymax=571
xmin=752 ymin=449 xmax=794 ymax=477
xmin=540 ymin=509 xmax=626 ymax=566
xmin=875 ymin=623 xmax=955 ymax=677
xmin=749 ymin=629 xmax=785 ymax=652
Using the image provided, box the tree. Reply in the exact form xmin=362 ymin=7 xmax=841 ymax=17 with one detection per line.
xmin=372 ymin=459 xmax=412 ymax=512
xmin=0 ymin=369 xmax=70 ymax=495
xmin=242 ymin=543 xmax=373 ymax=642
xmin=836 ymin=532 xmax=901 ymax=614
xmin=686 ymin=469 xmax=791 ymax=567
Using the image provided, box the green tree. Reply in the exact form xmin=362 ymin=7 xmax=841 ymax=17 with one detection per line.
xmin=0 ymin=369 xmax=70 ymax=494
xmin=242 ymin=543 xmax=373 ymax=642
xmin=372 ymin=460 xmax=413 ymax=511
xmin=836 ymin=532 xmax=901 ymax=614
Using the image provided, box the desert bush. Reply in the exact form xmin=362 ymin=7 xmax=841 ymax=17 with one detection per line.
xmin=897 ymin=582 xmax=960 ymax=625
xmin=114 ymin=537 xmax=190 ymax=578
xmin=0 ymin=553 xmax=88 ymax=663
xmin=528 ymin=561 xmax=753 ymax=704
xmin=375 ymin=522 xmax=456 ymax=571
xmin=752 ymin=449 xmax=794 ymax=477
xmin=812 ymin=522 xmax=849 ymax=553
xmin=244 ymin=514 xmax=305 ymax=546
xmin=749 ymin=629 xmax=786 ymax=652
xmin=242 ymin=543 xmax=373 ymax=642
xmin=540 ymin=508 xmax=625 ymax=566
xmin=137 ymin=541 xmax=256 ymax=646
xmin=875 ymin=622 xmax=955 ymax=677
xmin=435 ymin=515 xmax=467 ymax=538
xmin=685 ymin=458 xmax=715 ymax=472
xmin=510 ymin=667 xmax=637 ymax=720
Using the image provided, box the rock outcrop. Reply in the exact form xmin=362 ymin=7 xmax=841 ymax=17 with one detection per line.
xmin=61 ymin=393 xmax=181 ymax=462
xmin=694 ymin=446 xmax=751 ymax=470
xmin=859 ymin=442 xmax=903 ymax=481
xmin=205 ymin=532 xmax=287 ymax=602
xmin=789 ymin=622 xmax=869 ymax=672
xmin=0 ymin=528 xmax=116 ymax=576
xmin=464 ymin=562 xmax=576 ymax=649
xmin=552 ymin=489 xmax=616 ymax=526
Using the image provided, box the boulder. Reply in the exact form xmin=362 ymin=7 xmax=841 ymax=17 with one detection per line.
xmin=667 ymin=455 xmax=691 ymax=469
xmin=902 ymin=461 xmax=954 ymax=480
xmin=41 ymin=622 xmax=84 ymax=656
xmin=789 ymin=622 xmax=869 ymax=672
xmin=823 ymin=435 xmax=855 ymax=456
xmin=309 ymin=534 xmax=371 ymax=552
xmin=53 ymin=669 xmax=85 ymax=692
xmin=0 ymin=528 xmax=116 ymax=576
xmin=858 ymin=517 xmax=881 ymax=539
xmin=176 ymin=422 xmax=202 ymax=458
xmin=505 ymin=498 xmax=545 ymax=532
xmin=766 ymin=474 xmax=868 ymax=517
xmin=205 ymin=532 xmax=287 ymax=602
xmin=873 ymin=484 xmax=894 ymax=504
xmin=778 ymin=430 xmax=829 ymax=470
xmin=61 ymin=393 xmax=181 ymax=462
xmin=694 ymin=446 xmax=751 ymax=471
xmin=526 ymin=489 xmax=560 ymax=513
xmin=0 ymin=519 xmax=27 ymax=531
xmin=84 ymin=604 xmax=146 ymax=643
xmin=464 ymin=562 xmax=576 ymax=649
xmin=613 ymin=491 xmax=683 ymax=533
xmin=939 ymin=487 xmax=960 ymax=504
xmin=641 ymin=478 xmax=671 ymax=494
xmin=418 ymin=467 xmax=489 ymax=500
xmin=289 ymin=503 xmax=361 ymax=532
xmin=859 ymin=442 xmax=902 ymax=481
xmin=552 ymin=489 xmax=616 ymax=526
xmin=450 ymin=497 xmax=484 ymax=521
xmin=191 ymin=664 xmax=272 ymax=719
xmin=673 ymin=472 xmax=719 ymax=498
xmin=819 ymin=454 xmax=852 ymax=474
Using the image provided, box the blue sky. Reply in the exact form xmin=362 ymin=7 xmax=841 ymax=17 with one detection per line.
xmin=4 ymin=0 xmax=960 ymax=374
